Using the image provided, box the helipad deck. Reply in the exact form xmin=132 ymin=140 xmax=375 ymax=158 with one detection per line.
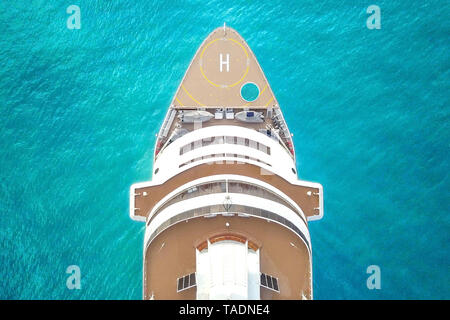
xmin=172 ymin=25 xmax=277 ymax=108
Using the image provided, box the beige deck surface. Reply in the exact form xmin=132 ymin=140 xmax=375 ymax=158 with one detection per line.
xmin=144 ymin=216 xmax=311 ymax=300
xmin=134 ymin=162 xmax=320 ymax=221
xmin=172 ymin=26 xmax=277 ymax=108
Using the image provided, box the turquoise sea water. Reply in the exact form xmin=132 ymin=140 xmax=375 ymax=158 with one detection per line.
xmin=0 ymin=1 xmax=448 ymax=299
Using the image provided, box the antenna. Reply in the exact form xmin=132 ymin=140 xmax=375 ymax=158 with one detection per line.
xmin=223 ymin=22 xmax=226 ymax=35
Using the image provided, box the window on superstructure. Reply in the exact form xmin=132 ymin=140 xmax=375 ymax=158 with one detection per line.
xmin=178 ymin=154 xmax=272 ymax=168
xmin=179 ymin=136 xmax=271 ymax=156
xmin=177 ymin=272 xmax=196 ymax=292
xmin=260 ymin=273 xmax=279 ymax=292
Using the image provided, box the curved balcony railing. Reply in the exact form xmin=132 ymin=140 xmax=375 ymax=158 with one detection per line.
xmin=146 ymin=203 xmax=311 ymax=253
xmin=148 ymin=180 xmax=305 ymax=224
xmin=180 ymin=135 xmax=271 ymax=156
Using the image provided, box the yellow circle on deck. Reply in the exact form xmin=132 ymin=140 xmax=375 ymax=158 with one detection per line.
xmin=199 ymin=38 xmax=249 ymax=88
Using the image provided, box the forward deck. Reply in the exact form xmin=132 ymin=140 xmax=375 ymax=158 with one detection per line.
xmin=172 ymin=26 xmax=276 ymax=108
xmin=155 ymin=25 xmax=295 ymax=159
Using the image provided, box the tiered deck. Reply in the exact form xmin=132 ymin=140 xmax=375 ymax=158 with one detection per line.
xmin=131 ymin=25 xmax=323 ymax=300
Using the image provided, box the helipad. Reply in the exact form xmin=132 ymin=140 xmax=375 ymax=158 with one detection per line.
xmin=172 ymin=26 xmax=277 ymax=108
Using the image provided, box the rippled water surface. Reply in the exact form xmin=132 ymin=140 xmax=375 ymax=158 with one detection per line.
xmin=0 ymin=1 xmax=448 ymax=299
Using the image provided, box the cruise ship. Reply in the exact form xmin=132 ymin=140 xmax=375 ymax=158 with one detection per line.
xmin=129 ymin=25 xmax=323 ymax=300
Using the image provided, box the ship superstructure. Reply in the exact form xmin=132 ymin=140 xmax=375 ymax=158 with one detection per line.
xmin=129 ymin=25 xmax=323 ymax=300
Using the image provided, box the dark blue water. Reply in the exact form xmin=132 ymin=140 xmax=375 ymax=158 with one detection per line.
xmin=0 ymin=1 xmax=448 ymax=299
